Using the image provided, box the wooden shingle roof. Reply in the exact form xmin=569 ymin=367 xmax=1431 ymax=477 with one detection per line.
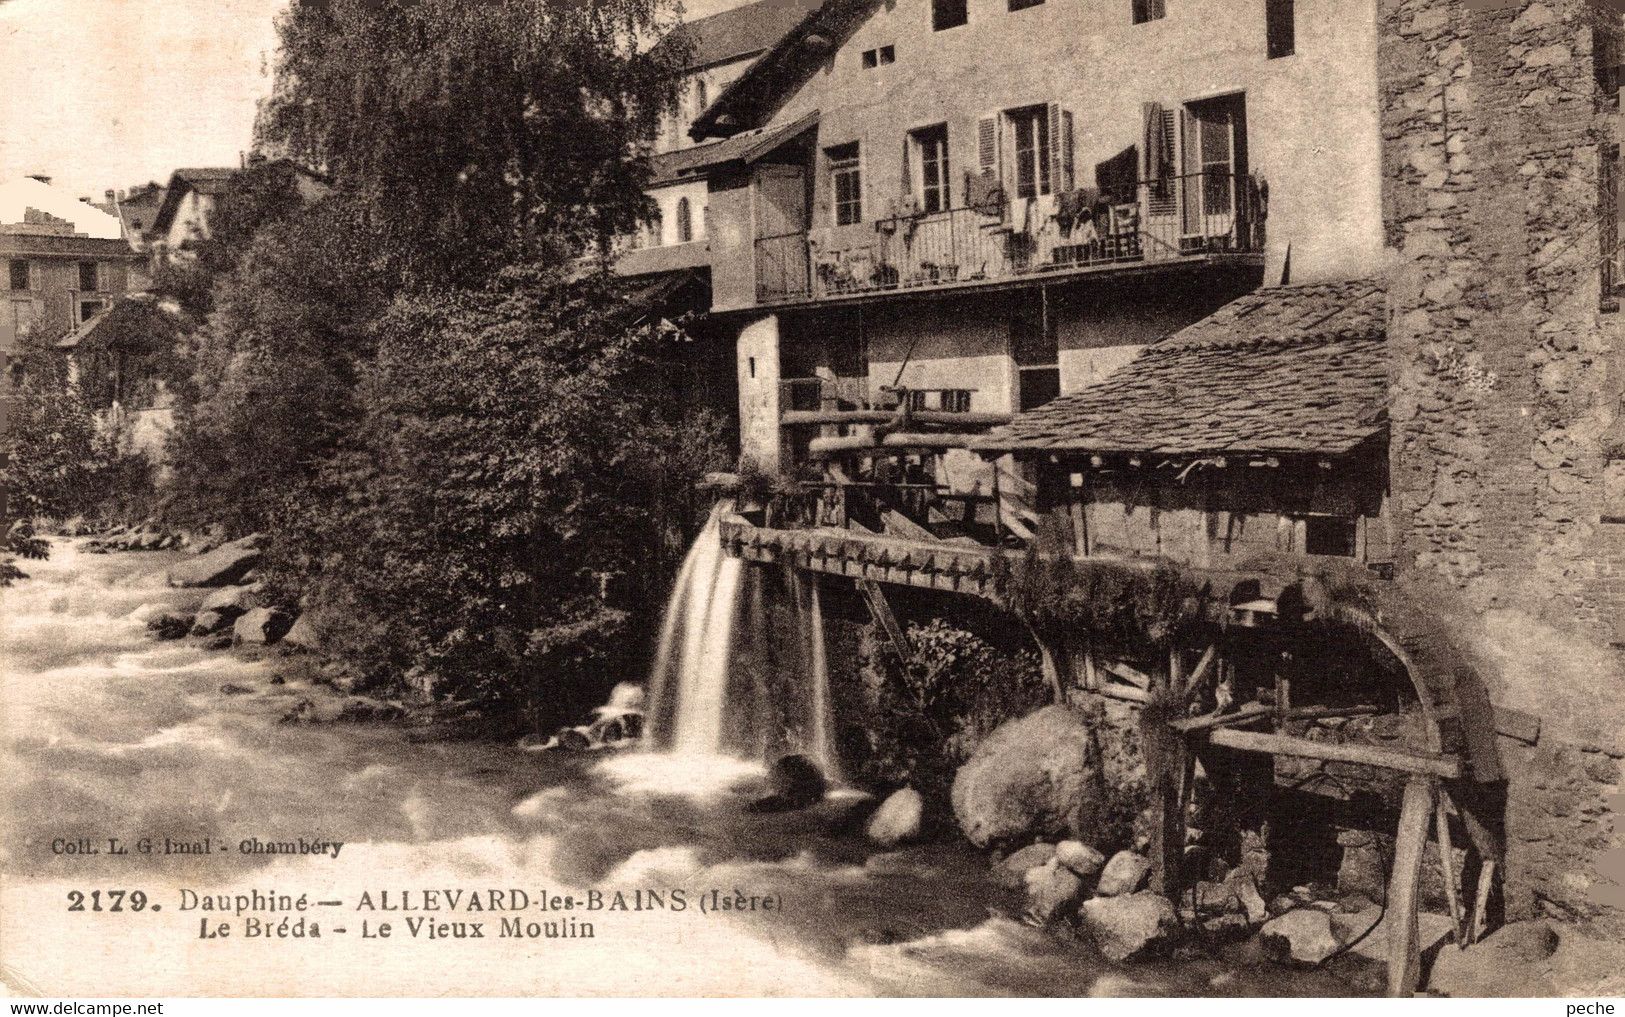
xmin=977 ymin=280 xmax=1390 ymax=457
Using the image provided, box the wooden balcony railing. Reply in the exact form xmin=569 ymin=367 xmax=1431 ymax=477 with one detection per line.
xmin=755 ymin=171 xmax=1265 ymax=304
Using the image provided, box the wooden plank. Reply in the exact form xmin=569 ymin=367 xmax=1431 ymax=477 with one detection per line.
xmin=1493 ymin=706 xmax=1541 ymax=745
xmin=1208 ymin=728 xmax=1462 ymax=779
xmin=1149 ymin=732 xmax=1190 ymax=897
xmin=1102 ymin=660 xmax=1152 ymax=689
xmin=1386 ymin=776 xmax=1435 ymax=997
xmin=1468 ymin=859 xmax=1495 ymax=946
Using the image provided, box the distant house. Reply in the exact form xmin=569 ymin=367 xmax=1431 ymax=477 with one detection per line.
xmin=147 ymin=159 xmax=329 ymax=270
xmin=0 ymin=175 xmax=141 ymax=435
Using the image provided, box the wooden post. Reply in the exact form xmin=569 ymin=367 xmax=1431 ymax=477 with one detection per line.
xmin=1435 ymin=798 xmax=1465 ymax=948
xmin=1149 ymin=730 xmax=1190 ymax=898
xmin=858 ymin=579 xmax=911 ymax=662
xmin=1468 ymin=859 xmax=1496 ymax=946
xmin=1386 ymin=775 xmax=1436 ymax=997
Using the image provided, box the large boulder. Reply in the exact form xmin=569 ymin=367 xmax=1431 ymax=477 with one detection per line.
xmin=867 ymin=787 xmax=924 ymax=847
xmin=951 ymin=705 xmax=1106 ymax=849
xmin=1080 ymin=891 xmax=1177 ymax=962
xmin=166 ymin=534 xmax=267 ymax=588
xmin=1260 ymin=908 xmax=1342 ymax=966
xmin=1095 ymin=850 xmax=1152 ymax=897
xmin=233 ymin=607 xmax=293 ymax=646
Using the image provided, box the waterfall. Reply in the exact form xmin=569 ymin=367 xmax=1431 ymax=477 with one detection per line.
xmin=804 ymin=575 xmax=843 ymax=784
xmin=647 ymin=502 xmax=743 ymax=755
xmin=645 ymin=502 xmax=842 ymax=785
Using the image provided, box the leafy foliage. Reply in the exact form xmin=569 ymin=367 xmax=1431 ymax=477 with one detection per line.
xmin=256 ymin=0 xmax=686 ymax=287
xmin=0 ymin=341 xmax=152 ymax=522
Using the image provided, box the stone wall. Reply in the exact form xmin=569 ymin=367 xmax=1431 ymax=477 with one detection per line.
xmin=1381 ymin=0 xmax=1625 ymax=930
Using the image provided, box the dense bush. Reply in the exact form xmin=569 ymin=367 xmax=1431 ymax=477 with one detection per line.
xmin=863 ymin=618 xmax=1050 ymax=810
xmin=1 ymin=342 xmax=153 ymax=523
xmin=259 ymin=267 xmax=727 ymax=727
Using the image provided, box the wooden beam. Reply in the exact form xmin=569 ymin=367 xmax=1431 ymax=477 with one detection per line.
xmin=857 ymin=579 xmax=911 ymax=662
xmin=1435 ymin=797 xmax=1465 ymax=949
xmin=1168 ymin=703 xmax=1272 ymax=734
xmin=1468 ymin=859 xmax=1496 ymax=946
xmin=1493 ymin=705 xmax=1541 ymax=745
xmin=1207 ymin=728 xmax=1462 ymax=779
xmin=1386 ymin=775 xmax=1435 ymax=997
xmin=1183 ymin=643 xmax=1217 ymax=694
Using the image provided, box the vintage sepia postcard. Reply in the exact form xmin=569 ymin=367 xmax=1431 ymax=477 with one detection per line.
xmin=3 ymin=0 xmax=1625 ymax=1001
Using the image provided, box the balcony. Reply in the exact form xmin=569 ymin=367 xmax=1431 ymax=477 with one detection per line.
xmin=755 ymin=171 xmax=1264 ymax=306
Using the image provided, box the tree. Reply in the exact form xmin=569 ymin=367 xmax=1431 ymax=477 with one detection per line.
xmin=265 ymin=267 xmax=727 ymax=725
xmin=256 ymin=0 xmax=687 ymax=287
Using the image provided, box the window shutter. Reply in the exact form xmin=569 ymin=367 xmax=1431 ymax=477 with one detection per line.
xmin=901 ymin=137 xmax=912 ymax=205
xmin=978 ymin=116 xmax=998 ymax=177
xmin=1046 ymin=104 xmax=1075 ymax=193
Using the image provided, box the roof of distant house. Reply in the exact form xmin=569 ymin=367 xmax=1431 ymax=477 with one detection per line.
xmin=976 ymin=280 xmax=1390 ymax=458
xmin=649 ymin=109 xmax=819 ymax=183
xmin=651 ymin=0 xmax=817 ymax=71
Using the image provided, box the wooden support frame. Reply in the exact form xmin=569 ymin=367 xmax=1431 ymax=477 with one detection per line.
xmin=1386 ymin=775 xmax=1436 ymax=997
xmin=857 ymin=579 xmax=911 ymax=662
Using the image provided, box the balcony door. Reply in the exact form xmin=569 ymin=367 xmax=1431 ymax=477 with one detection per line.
xmin=755 ymin=163 xmax=808 ymax=238
xmin=1181 ymin=94 xmax=1248 ymax=239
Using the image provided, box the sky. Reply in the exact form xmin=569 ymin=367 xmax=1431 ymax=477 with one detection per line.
xmin=0 ymin=0 xmax=760 ymax=203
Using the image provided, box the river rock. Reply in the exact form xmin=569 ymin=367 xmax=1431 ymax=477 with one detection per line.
xmin=201 ymin=583 xmax=260 ymax=616
xmin=1260 ymin=908 xmax=1342 ymax=966
xmin=748 ymin=754 xmax=827 ymax=812
xmin=146 ymin=611 xmax=193 ymax=640
xmin=950 ymin=705 xmax=1106 ymax=849
xmin=1227 ymin=869 xmax=1270 ymax=925
xmin=1330 ymin=906 xmax=1382 ymax=946
xmin=190 ymin=610 xmax=232 ymax=637
xmin=1337 ymin=837 xmax=1387 ymax=904
xmin=1024 ymin=858 xmax=1086 ymax=924
xmin=867 ymin=787 xmax=924 ymax=846
xmin=1055 ymin=840 xmax=1106 ymax=878
xmin=167 ymin=534 xmax=266 ymax=588
xmin=233 ymin=607 xmax=292 ymax=645
xmin=992 ymin=842 xmax=1058 ymax=889
xmin=1080 ymin=891 xmax=1176 ymax=962
xmin=283 ymin=613 xmax=321 ymax=651
xmin=1095 ymin=850 xmax=1151 ymax=897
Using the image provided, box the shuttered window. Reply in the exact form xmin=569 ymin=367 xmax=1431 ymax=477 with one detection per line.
xmin=913 ymin=125 xmax=950 ymax=214
xmin=1010 ymin=106 xmax=1050 ymax=199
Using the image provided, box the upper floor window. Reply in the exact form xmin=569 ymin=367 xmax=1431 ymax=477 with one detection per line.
xmin=1010 ymin=106 xmax=1051 ymax=199
xmin=78 ymin=261 xmax=99 ymax=292
xmin=1132 ymin=0 xmax=1165 ymax=24
xmin=77 ymin=299 xmax=104 ymax=324
xmin=694 ymin=79 xmax=708 ymax=115
xmin=676 ymin=197 xmax=693 ymax=243
xmin=1010 ymin=0 xmax=1043 ymax=10
xmin=911 ymin=125 xmax=951 ymax=214
xmin=1266 ymin=0 xmax=1295 ymax=59
xmin=828 ymin=143 xmax=862 ymax=226
xmin=933 ymin=0 xmax=968 ymax=31
xmin=8 ymin=259 xmax=28 ymax=291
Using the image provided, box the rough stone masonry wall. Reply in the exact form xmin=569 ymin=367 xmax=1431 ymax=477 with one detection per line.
xmin=1381 ymin=0 xmax=1625 ymax=930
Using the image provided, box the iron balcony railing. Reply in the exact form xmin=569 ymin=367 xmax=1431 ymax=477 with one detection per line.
xmin=755 ymin=170 xmax=1265 ymax=304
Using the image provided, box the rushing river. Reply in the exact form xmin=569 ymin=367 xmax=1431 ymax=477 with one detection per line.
xmin=0 ymin=540 xmax=1373 ymax=996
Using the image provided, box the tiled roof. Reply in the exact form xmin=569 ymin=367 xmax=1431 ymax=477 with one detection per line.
xmin=651 ymin=0 xmax=815 ymax=71
xmin=171 ymin=167 xmax=238 ymax=195
xmin=977 ymin=280 xmax=1390 ymax=457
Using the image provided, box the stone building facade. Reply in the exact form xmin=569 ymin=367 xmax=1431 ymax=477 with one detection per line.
xmin=1380 ymin=0 xmax=1625 ymax=929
